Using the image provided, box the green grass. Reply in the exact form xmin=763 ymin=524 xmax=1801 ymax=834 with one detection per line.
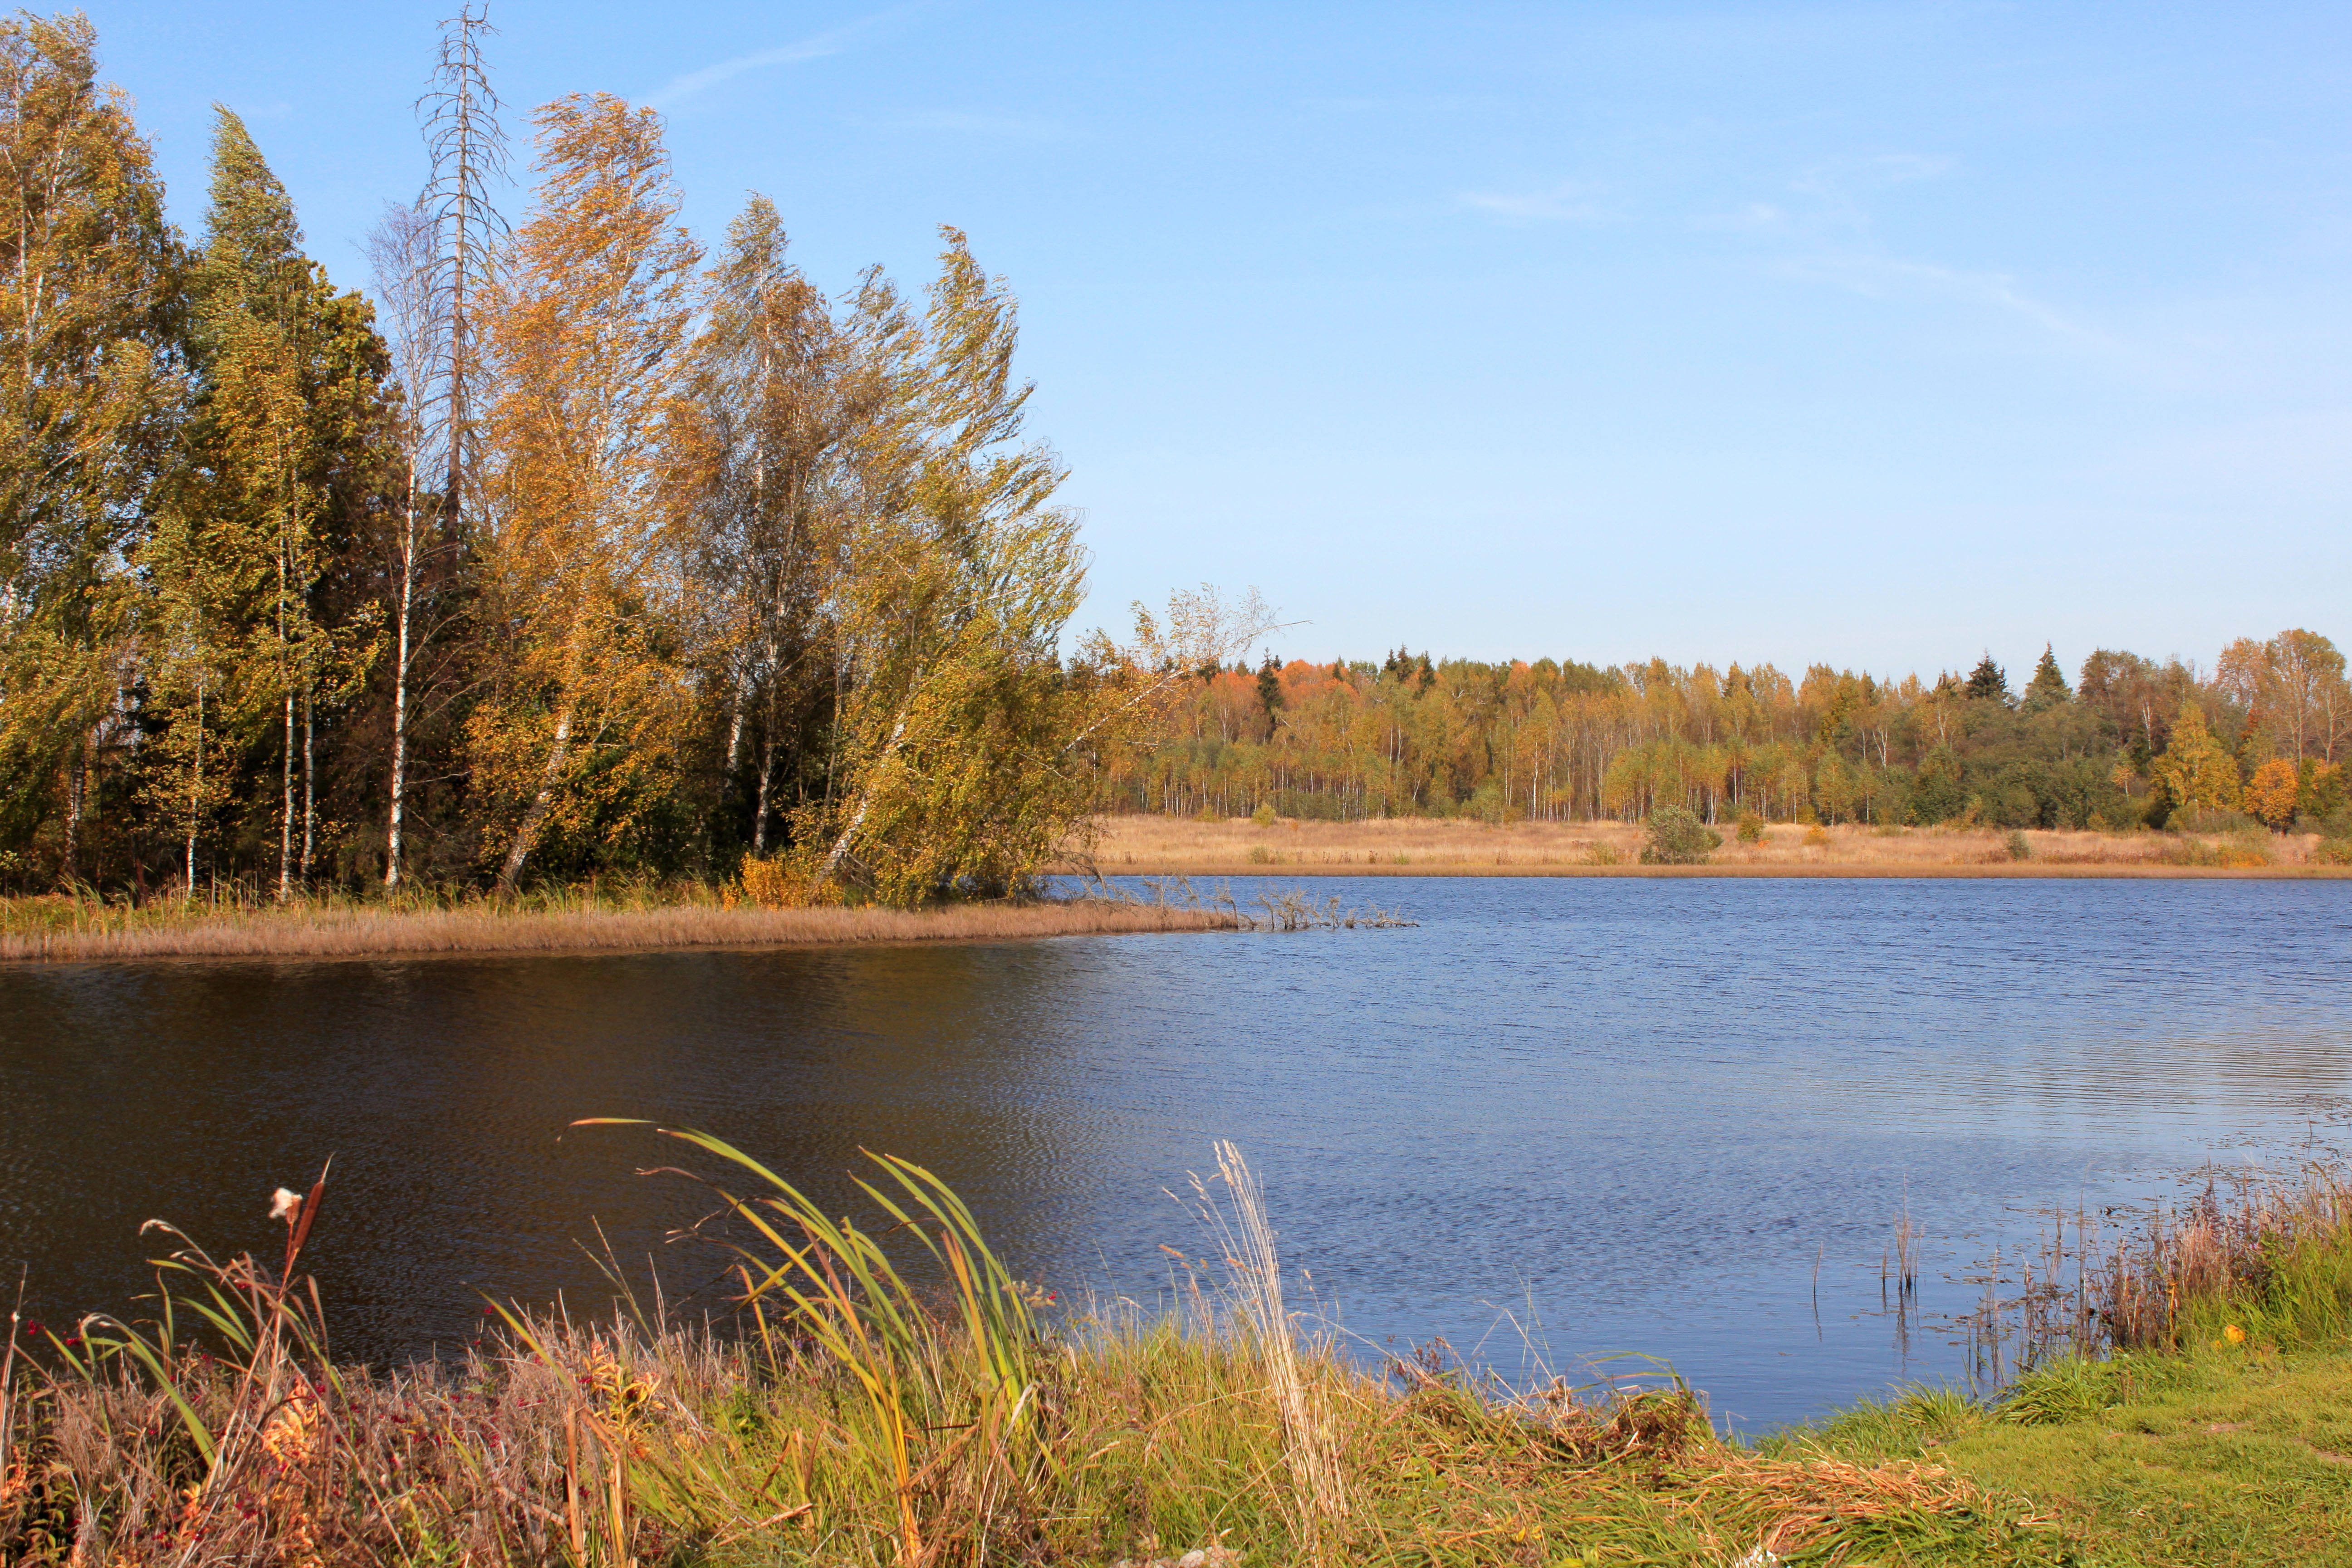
xmin=1785 ymin=1348 xmax=2352 ymax=1566
xmin=7 ymin=1138 xmax=2352 ymax=1565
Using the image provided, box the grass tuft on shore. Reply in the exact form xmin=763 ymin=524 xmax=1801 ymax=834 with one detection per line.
xmin=6 ymin=1137 xmax=2352 ymax=1564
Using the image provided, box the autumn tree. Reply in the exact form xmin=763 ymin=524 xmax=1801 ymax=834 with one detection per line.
xmin=2151 ymin=704 xmax=2241 ymax=817
xmin=2244 ymin=757 xmax=2298 ymax=832
xmin=2263 ymin=629 xmax=2346 ymax=763
xmin=474 ymin=93 xmax=700 ymax=892
xmin=791 ymin=229 xmax=1086 ymax=902
xmin=674 ymin=195 xmax=867 ymax=856
xmin=0 ymin=12 xmax=178 ymax=883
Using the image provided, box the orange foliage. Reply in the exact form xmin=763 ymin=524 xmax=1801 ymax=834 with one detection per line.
xmin=2246 ymin=757 xmax=2300 ymax=829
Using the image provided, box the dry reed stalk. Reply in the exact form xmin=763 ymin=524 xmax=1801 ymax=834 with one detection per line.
xmin=1192 ymin=1142 xmax=1347 ymax=1561
xmin=1687 ymin=1450 xmax=2023 ymax=1561
xmin=0 ymin=898 xmax=1240 ymax=964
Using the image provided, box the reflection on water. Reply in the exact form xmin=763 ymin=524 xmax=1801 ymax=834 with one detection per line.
xmin=1 ymin=877 xmax=2346 ymax=1429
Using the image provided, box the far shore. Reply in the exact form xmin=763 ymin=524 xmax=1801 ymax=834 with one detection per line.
xmin=0 ymin=897 xmax=1240 ymax=966
xmin=1065 ymin=814 xmax=2352 ymax=879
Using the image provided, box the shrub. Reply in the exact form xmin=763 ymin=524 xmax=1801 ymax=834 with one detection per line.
xmin=2313 ymin=838 xmax=2352 ymax=867
xmin=1640 ymin=806 xmax=1721 ymax=866
xmin=737 ymin=850 xmax=832 ymax=908
xmin=2004 ymin=829 xmax=2031 ymax=861
xmin=1803 ymin=825 xmax=1830 ymax=849
xmin=1250 ymin=802 xmax=1276 ymax=827
xmin=1734 ymin=811 xmax=1764 ymax=844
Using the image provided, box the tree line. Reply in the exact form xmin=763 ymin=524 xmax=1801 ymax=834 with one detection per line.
xmin=0 ymin=10 xmax=1258 ymax=904
xmin=1111 ymin=633 xmax=2352 ymax=834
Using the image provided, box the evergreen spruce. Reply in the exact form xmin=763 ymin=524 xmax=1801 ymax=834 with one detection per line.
xmin=2022 ymin=644 xmax=2072 ymax=712
xmin=1964 ymin=652 xmax=2009 ymax=703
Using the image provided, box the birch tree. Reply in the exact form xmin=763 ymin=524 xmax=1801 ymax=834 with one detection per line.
xmin=474 ymin=93 xmax=698 ymax=892
xmin=675 ymin=195 xmax=864 ymax=856
xmin=0 ymin=12 xmax=178 ymax=882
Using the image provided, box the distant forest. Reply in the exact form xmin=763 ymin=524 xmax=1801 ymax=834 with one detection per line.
xmin=1109 ymin=635 xmax=2352 ymax=834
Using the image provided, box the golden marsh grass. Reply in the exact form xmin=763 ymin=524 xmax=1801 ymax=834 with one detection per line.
xmin=0 ymin=896 xmax=1239 ymax=965
xmin=1074 ymin=815 xmax=2348 ymax=877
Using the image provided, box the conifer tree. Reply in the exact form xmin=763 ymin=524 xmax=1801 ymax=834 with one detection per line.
xmin=1964 ymin=652 xmax=2009 ymax=704
xmin=1256 ymin=653 xmax=1285 ymax=720
xmin=154 ymin=108 xmax=385 ymax=898
xmin=2022 ymin=643 xmax=2071 ymax=712
xmin=0 ymin=13 xmax=179 ymax=883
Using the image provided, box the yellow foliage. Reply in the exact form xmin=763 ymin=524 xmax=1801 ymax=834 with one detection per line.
xmin=2153 ymin=704 xmax=2242 ymax=815
xmin=736 ymin=851 xmax=836 ymax=909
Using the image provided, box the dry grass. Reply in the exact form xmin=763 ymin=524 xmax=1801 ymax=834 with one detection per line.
xmin=0 ymin=896 xmax=1239 ymax=965
xmin=1074 ymin=814 xmax=2349 ymax=878
xmin=0 ymin=1138 xmax=2053 ymax=1568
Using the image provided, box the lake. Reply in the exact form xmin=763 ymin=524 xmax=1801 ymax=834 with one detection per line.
xmin=2 ymin=876 xmax=2346 ymax=1432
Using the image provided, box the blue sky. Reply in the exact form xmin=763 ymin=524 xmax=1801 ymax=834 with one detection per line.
xmin=85 ymin=2 xmax=2352 ymax=678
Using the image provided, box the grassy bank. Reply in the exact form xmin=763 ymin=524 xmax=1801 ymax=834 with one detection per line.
xmin=0 ymin=887 xmax=1240 ymax=964
xmin=6 ymin=1136 xmax=2348 ymax=1565
xmin=1075 ymin=815 xmax=2352 ymax=878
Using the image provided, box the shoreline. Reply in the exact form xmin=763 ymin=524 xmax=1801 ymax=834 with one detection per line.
xmin=1073 ymin=815 xmax=2352 ymax=880
xmin=0 ymin=898 xmax=1240 ymax=966
xmin=1060 ymin=859 xmax=2352 ymax=879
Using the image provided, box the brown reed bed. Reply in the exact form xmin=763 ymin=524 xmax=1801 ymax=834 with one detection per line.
xmin=0 ymin=896 xmax=1240 ymax=965
xmin=0 ymin=1134 xmax=2060 ymax=1568
xmin=1077 ymin=814 xmax=2349 ymax=878
xmin=1951 ymin=1157 xmax=2352 ymax=1381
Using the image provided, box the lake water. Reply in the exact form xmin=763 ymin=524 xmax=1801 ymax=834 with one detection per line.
xmin=2 ymin=876 xmax=2347 ymax=1432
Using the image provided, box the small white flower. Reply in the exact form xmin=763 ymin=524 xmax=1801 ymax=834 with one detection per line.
xmin=270 ymin=1187 xmax=303 ymax=1223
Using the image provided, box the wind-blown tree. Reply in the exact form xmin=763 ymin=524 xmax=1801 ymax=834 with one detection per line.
xmin=474 ymin=93 xmax=700 ymax=892
xmin=0 ymin=12 xmax=179 ymax=884
xmin=778 ymin=231 xmax=1277 ymax=902
xmin=674 ymin=195 xmax=868 ymax=857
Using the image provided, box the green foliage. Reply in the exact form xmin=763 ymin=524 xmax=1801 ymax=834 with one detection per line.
xmin=2020 ymin=643 xmax=2071 ymax=713
xmin=1734 ymin=809 xmax=1764 ymax=843
xmin=2004 ymin=828 xmax=2030 ymax=860
xmin=1640 ymin=804 xmax=1720 ymax=864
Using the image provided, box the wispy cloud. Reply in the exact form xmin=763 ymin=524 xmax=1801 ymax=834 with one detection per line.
xmin=1779 ymin=253 xmax=2104 ymax=344
xmin=647 ymin=13 xmax=898 ymax=108
xmin=1458 ymin=182 xmax=1610 ymax=223
xmin=872 ymin=109 xmax=1067 ymax=140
